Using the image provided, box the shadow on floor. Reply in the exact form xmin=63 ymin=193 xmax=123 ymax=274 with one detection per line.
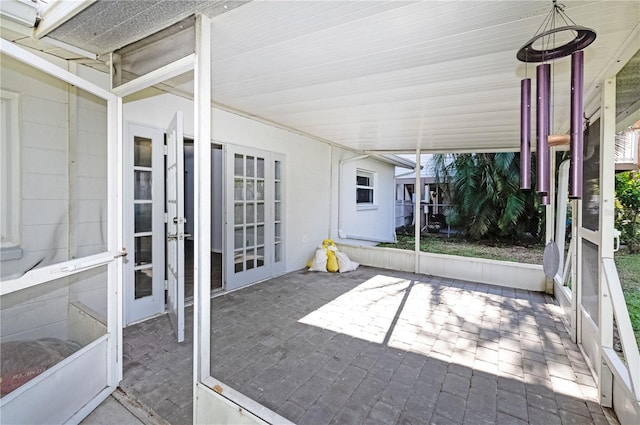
xmin=122 ymin=266 xmax=615 ymax=425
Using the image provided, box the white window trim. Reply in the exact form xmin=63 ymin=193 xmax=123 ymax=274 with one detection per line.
xmin=1 ymin=89 xmax=22 ymax=259
xmin=356 ymin=169 xmax=376 ymax=209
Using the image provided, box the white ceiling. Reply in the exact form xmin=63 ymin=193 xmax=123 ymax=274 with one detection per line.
xmin=201 ymin=1 xmax=639 ymax=152
xmin=20 ymin=0 xmax=640 ymax=153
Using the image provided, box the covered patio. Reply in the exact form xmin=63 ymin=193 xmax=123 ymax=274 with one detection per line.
xmin=121 ymin=266 xmax=611 ymax=425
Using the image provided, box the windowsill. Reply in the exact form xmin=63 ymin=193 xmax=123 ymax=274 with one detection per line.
xmin=357 ymin=204 xmax=378 ymax=211
xmin=0 ymin=244 xmax=23 ymax=261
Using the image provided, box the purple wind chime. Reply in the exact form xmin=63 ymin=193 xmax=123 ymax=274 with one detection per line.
xmin=516 ymin=1 xmax=596 ymax=204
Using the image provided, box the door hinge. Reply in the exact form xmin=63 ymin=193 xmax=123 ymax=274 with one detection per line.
xmin=164 ymin=213 xmax=168 ymax=223
xmin=164 ymin=280 xmax=168 ymax=290
xmin=164 ymin=144 xmax=168 ymax=156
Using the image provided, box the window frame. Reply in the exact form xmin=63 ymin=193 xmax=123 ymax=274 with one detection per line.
xmin=0 ymin=89 xmax=22 ymax=260
xmin=356 ymin=169 xmax=375 ymax=208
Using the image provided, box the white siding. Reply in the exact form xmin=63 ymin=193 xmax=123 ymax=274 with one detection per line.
xmin=0 ymin=53 xmax=109 ymax=338
xmin=0 ymin=53 xmax=108 ymax=279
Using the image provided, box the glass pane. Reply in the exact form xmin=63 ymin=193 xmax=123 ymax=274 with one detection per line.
xmin=275 ymin=181 xmax=281 ymax=201
xmin=257 ymin=247 xmax=265 ymax=267
xmin=246 ymin=225 xmax=255 ymax=247
xmin=234 ymin=251 xmax=243 ymax=273
xmin=234 ymin=154 xmax=243 ymax=177
xmin=246 ymin=249 xmax=255 ymax=270
xmin=275 ymin=160 xmax=281 ymax=180
xmin=581 ymin=239 xmax=599 ymax=323
xmin=357 ymin=175 xmax=371 ymax=186
xmin=134 ymin=136 xmax=152 ymax=167
xmin=234 ymin=203 xmax=244 ymax=225
xmin=246 ymin=203 xmax=255 ymax=224
xmin=234 ymin=227 xmax=244 ymax=250
xmin=275 ymin=201 xmax=281 ymax=222
xmin=0 ymin=266 xmax=108 ymax=396
xmin=257 ymin=203 xmax=265 ymax=223
xmin=135 ymin=268 xmax=153 ymax=299
xmin=275 ymin=222 xmax=282 ymax=243
xmin=247 ymin=156 xmax=255 ymax=177
xmin=275 ymin=243 xmax=282 ymax=263
xmin=135 ymin=236 xmax=152 ymax=266
xmin=357 ymin=188 xmax=374 ymax=203
xmin=257 ymin=225 xmax=264 ymax=245
xmin=246 ymin=180 xmax=255 ymax=201
xmin=134 ymin=203 xmax=152 ymax=233
xmin=134 ymin=170 xmax=152 ymax=200
xmin=257 ymin=158 xmax=265 ymax=178
xmin=256 ymin=180 xmax=265 ymax=201
xmin=234 ymin=178 xmax=244 ymax=200
xmin=582 ymin=118 xmax=600 ymax=231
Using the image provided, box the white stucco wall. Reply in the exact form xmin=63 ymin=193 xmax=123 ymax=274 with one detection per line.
xmin=123 ymin=93 xmax=334 ymax=272
xmin=124 ymin=92 xmax=398 ymax=270
xmin=330 ymin=150 xmax=397 ymax=244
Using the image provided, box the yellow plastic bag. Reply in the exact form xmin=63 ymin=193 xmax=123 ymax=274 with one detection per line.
xmin=326 ymin=249 xmax=338 ymax=272
xmin=323 ymin=239 xmax=339 ymax=272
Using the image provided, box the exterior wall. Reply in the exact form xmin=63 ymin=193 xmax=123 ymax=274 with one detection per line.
xmin=0 ymin=52 xmax=110 ymax=334
xmin=123 ymin=93 xmax=333 ymax=272
xmin=0 ymin=53 xmax=108 ymax=279
xmin=1 ymin=52 xmax=69 ymax=278
xmin=330 ymin=150 xmax=396 ymax=244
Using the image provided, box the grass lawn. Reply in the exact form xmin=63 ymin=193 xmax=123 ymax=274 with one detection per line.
xmin=378 ymin=234 xmax=544 ymax=264
xmin=614 ymin=249 xmax=640 ymax=346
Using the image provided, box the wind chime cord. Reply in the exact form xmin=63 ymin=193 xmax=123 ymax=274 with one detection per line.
xmin=516 ymin=0 xmax=595 ymax=63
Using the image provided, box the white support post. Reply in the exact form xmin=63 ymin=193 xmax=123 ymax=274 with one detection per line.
xmin=193 ymin=13 xmax=212 ymax=391
xmin=599 ymin=76 xmax=616 ymax=406
xmin=414 ymin=149 xmax=421 ymax=274
xmin=114 ymin=96 xmax=124 ymax=383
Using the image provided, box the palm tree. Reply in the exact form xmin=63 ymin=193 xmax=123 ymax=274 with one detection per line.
xmin=433 ymin=152 xmax=540 ymax=240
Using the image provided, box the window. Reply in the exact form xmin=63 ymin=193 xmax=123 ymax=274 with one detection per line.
xmin=356 ymin=170 xmax=374 ymax=205
xmin=1 ymin=90 xmax=21 ymax=260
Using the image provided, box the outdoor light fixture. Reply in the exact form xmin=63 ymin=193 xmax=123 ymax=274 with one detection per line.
xmin=517 ymin=0 xmax=596 ymax=202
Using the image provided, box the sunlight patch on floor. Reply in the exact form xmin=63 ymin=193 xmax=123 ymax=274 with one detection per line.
xmin=298 ymin=272 xmax=596 ymax=401
xmin=298 ymin=274 xmax=414 ymax=344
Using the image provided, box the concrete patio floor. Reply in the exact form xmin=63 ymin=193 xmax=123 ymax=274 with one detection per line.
xmin=120 ymin=266 xmax=616 ymax=425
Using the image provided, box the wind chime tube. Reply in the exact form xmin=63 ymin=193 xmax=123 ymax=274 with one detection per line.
xmin=541 ymin=193 xmax=550 ymax=206
xmin=569 ymin=50 xmax=584 ymax=199
xmin=536 ymin=63 xmax=551 ymax=200
xmin=520 ymin=78 xmax=531 ymax=189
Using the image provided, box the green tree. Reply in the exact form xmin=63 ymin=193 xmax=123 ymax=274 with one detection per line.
xmin=615 ymin=171 xmax=640 ymax=253
xmin=434 ymin=152 xmax=540 ymax=240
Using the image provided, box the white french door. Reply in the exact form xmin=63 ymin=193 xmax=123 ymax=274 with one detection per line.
xmin=226 ymin=146 xmax=285 ymax=290
xmin=126 ymin=124 xmax=165 ymax=325
xmin=166 ymin=112 xmax=186 ymax=342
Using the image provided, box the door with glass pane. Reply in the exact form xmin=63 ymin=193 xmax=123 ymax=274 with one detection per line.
xmin=166 ymin=112 xmax=185 ymax=342
xmin=126 ymin=124 xmax=165 ymax=324
xmin=226 ymin=146 xmax=284 ymax=290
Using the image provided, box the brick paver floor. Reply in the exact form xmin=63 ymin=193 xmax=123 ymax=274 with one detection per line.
xmin=121 ymin=266 xmax=615 ymax=425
